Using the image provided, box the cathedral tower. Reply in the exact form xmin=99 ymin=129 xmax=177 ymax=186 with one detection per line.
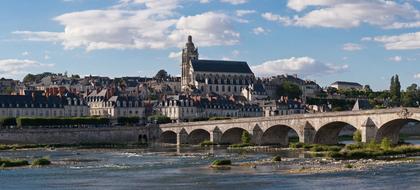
xmin=181 ymin=35 xmax=199 ymax=91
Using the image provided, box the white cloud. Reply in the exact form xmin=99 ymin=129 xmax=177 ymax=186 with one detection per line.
xmin=251 ymin=57 xmax=348 ymax=77
xmin=220 ymin=0 xmax=247 ymax=5
xmin=199 ymin=0 xmax=211 ymax=3
xmin=252 ymin=27 xmax=269 ymax=35
xmin=369 ymin=32 xmax=420 ymax=50
xmin=236 ymin=9 xmax=255 ymax=17
xmin=389 ymin=56 xmax=402 ymax=62
xmin=264 ymin=0 xmax=420 ymax=29
xmin=261 ymin=12 xmax=293 ymax=25
xmin=168 ymin=51 xmax=182 ymax=59
xmin=342 ymin=43 xmax=363 ymax=51
xmin=0 ymin=59 xmax=53 ymax=78
xmin=415 ymin=73 xmax=420 ymax=79
xmin=14 ymin=1 xmax=240 ymax=51
xmin=21 ymin=51 xmax=29 ymax=56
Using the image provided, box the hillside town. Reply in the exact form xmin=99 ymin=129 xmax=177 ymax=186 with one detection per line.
xmin=0 ymin=36 xmax=419 ymax=124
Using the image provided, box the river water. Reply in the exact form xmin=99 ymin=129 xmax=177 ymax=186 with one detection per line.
xmin=0 ymin=145 xmax=419 ymax=190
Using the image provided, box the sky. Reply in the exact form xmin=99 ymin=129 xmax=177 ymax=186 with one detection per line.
xmin=0 ymin=0 xmax=420 ymax=90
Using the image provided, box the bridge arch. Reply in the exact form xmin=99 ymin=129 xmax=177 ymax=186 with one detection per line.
xmin=188 ymin=129 xmax=210 ymax=145
xmin=160 ymin=130 xmax=177 ymax=144
xmin=261 ymin=125 xmax=299 ymax=146
xmin=376 ymin=118 xmax=420 ymax=144
xmin=220 ymin=127 xmax=248 ymax=145
xmin=314 ymin=121 xmax=357 ymax=145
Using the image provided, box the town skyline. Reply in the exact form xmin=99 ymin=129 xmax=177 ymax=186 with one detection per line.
xmin=1 ymin=0 xmax=420 ymax=90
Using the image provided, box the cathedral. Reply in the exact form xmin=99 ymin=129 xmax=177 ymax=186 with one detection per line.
xmin=181 ymin=36 xmax=255 ymax=96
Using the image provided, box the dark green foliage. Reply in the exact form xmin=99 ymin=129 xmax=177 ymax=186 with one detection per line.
xmin=0 ymin=158 xmax=29 ymax=167
xmin=306 ymin=98 xmax=355 ymax=111
xmin=272 ymin=155 xmax=282 ymax=162
xmin=147 ymin=115 xmax=171 ymax=124
xmin=23 ymin=72 xmax=56 ymax=83
xmin=345 ymin=163 xmax=353 ymax=168
xmin=208 ymin=117 xmax=232 ymax=121
xmin=200 ymin=140 xmax=216 ymax=147
xmin=390 ymin=75 xmax=401 ymax=107
xmin=211 ymin=160 xmax=231 ymax=166
xmin=32 ymin=158 xmax=51 ymax=166
xmin=241 ymin=131 xmax=251 ymax=144
xmin=154 ymin=69 xmax=169 ymax=81
xmin=229 ymin=143 xmax=252 ymax=148
xmin=276 ymin=81 xmax=302 ymax=99
xmin=402 ymin=84 xmax=419 ymax=107
xmin=16 ymin=117 xmax=110 ymax=128
xmin=0 ymin=117 xmax=17 ymax=128
xmin=310 ymin=144 xmax=342 ymax=152
xmin=117 ymin=117 xmax=140 ymax=125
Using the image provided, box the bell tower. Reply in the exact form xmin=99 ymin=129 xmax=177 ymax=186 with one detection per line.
xmin=181 ymin=35 xmax=199 ymax=91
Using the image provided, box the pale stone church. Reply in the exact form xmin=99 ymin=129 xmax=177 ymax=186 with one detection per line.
xmin=181 ymin=36 xmax=255 ymax=96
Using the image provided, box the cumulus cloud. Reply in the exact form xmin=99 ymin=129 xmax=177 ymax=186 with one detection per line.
xmin=168 ymin=51 xmax=182 ymax=59
xmin=368 ymin=32 xmax=420 ymax=50
xmin=389 ymin=56 xmax=402 ymax=62
xmin=251 ymin=57 xmax=348 ymax=77
xmin=0 ymin=59 xmax=53 ymax=77
xmin=342 ymin=43 xmax=363 ymax=51
xmin=415 ymin=73 xmax=420 ymax=79
xmin=220 ymin=0 xmax=248 ymax=5
xmin=14 ymin=1 xmax=240 ymax=51
xmin=252 ymin=27 xmax=269 ymax=35
xmin=263 ymin=0 xmax=420 ymax=29
xmin=236 ymin=10 xmax=255 ymax=17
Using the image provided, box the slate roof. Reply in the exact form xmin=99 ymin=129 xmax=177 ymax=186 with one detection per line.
xmin=191 ymin=60 xmax=253 ymax=74
xmin=331 ymin=81 xmax=362 ymax=87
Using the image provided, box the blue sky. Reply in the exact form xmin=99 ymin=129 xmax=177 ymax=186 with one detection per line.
xmin=0 ymin=0 xmax=420 ymax=90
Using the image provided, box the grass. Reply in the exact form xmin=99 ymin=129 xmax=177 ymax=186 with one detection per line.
xmin=200 ymin=140 xmax=216 ymax=147
xmin=327 ymin=143 xmax=420 ymax=160
xmin=211 ymin=160 xmax=232 ymax=166
xmin=32 ymin=158 xmax=51 ymax=166
xmin=0 ymin=158 xmax=29 ymax=168
xmin=229 ymin=143 xmax=252 ymax=148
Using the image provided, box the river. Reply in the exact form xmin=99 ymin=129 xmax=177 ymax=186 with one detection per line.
xmin=0 ymin=145 xmax=419 ymax=190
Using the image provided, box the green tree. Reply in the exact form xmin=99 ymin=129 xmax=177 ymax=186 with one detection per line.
xmin=402 ymin=84 xmax=419 ymax=107
xmin=353 ymin=130 xmax=362 ymax=143
xmin=380 ymin=138 xmax=391 ymax=150
xmin=389 ymin=75 xmax=401 ymax=107
xmin=154 ymin=69 xmax=169 ymax=81
xmin=241 ymin=131 xmax=251 ymax=144
xmin=276 ymin=81 xmax=302 ymax=99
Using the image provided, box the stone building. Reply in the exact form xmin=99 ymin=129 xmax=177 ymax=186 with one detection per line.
xmin=259 ymin=99 xmax=305 ymax=117
xmin=0 ymin=92 xmax=88 ymax=118
xmin=86 ymin=89 xmax=145 ymax=118
xmin=180 ymin=36 xmax=255 ymax=96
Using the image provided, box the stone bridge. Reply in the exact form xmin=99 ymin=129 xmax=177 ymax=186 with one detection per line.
xmin=159 ymin=108 xmax=420 ymax=145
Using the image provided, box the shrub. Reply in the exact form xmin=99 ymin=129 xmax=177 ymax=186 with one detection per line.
xmin=310 ymin=145 xmax=342 ymax=152
xmin=229 ymin=143 xmax=252 ymax=148
xmin=0 ymin=117 xmax=17 ymax=128
xmin=380 ymin=138 xmax=392 ymax=150
xmin=200 ymin=140 xmax=216 ymax=147
xmin=345 ymin=163 xmax=353 ymax=168
xmin=272 ymin=155 xmax=282 ymax=162
xmin=117 ymin=117 xmax=140 ymax=125
xmin=241 ymin=131 xmax=251 ymax=144
xmin=32 ymin=158 xmax=51 ymax=166
xmin=367 ymin=139 xmax=379 ymax=150
xmin=0 ymin=158 xmax=29 ymax=167
xmin=327 ymin=151 xmax=342 ymax=159
xmin=211 ymin=160 xmax=231 ymax=166
xmin=147 ymin=115 xmax=171 ymax=124
xmin=353 ymin=130 xmax=362 ymax=143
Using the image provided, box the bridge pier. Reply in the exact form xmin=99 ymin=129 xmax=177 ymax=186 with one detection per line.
xmin=301 ymin=122 xmax=315 ymax=144
xmin=210 ymin=128 xmax=222 ymax=144
xmin=177 ymin=130 xmax=188 ymax=145
xmin=361 ymin=117 xmax=377 ymax=143
xmin=251 ymin=128 xmax=263 ymax=145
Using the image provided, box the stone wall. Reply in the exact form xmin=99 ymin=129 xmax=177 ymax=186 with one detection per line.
xmin=0 ymin=126 xmax=160 ymax=145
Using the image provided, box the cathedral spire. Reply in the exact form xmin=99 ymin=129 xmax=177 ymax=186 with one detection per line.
xmin=181 ymin=35 xmax=199 ymax=91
